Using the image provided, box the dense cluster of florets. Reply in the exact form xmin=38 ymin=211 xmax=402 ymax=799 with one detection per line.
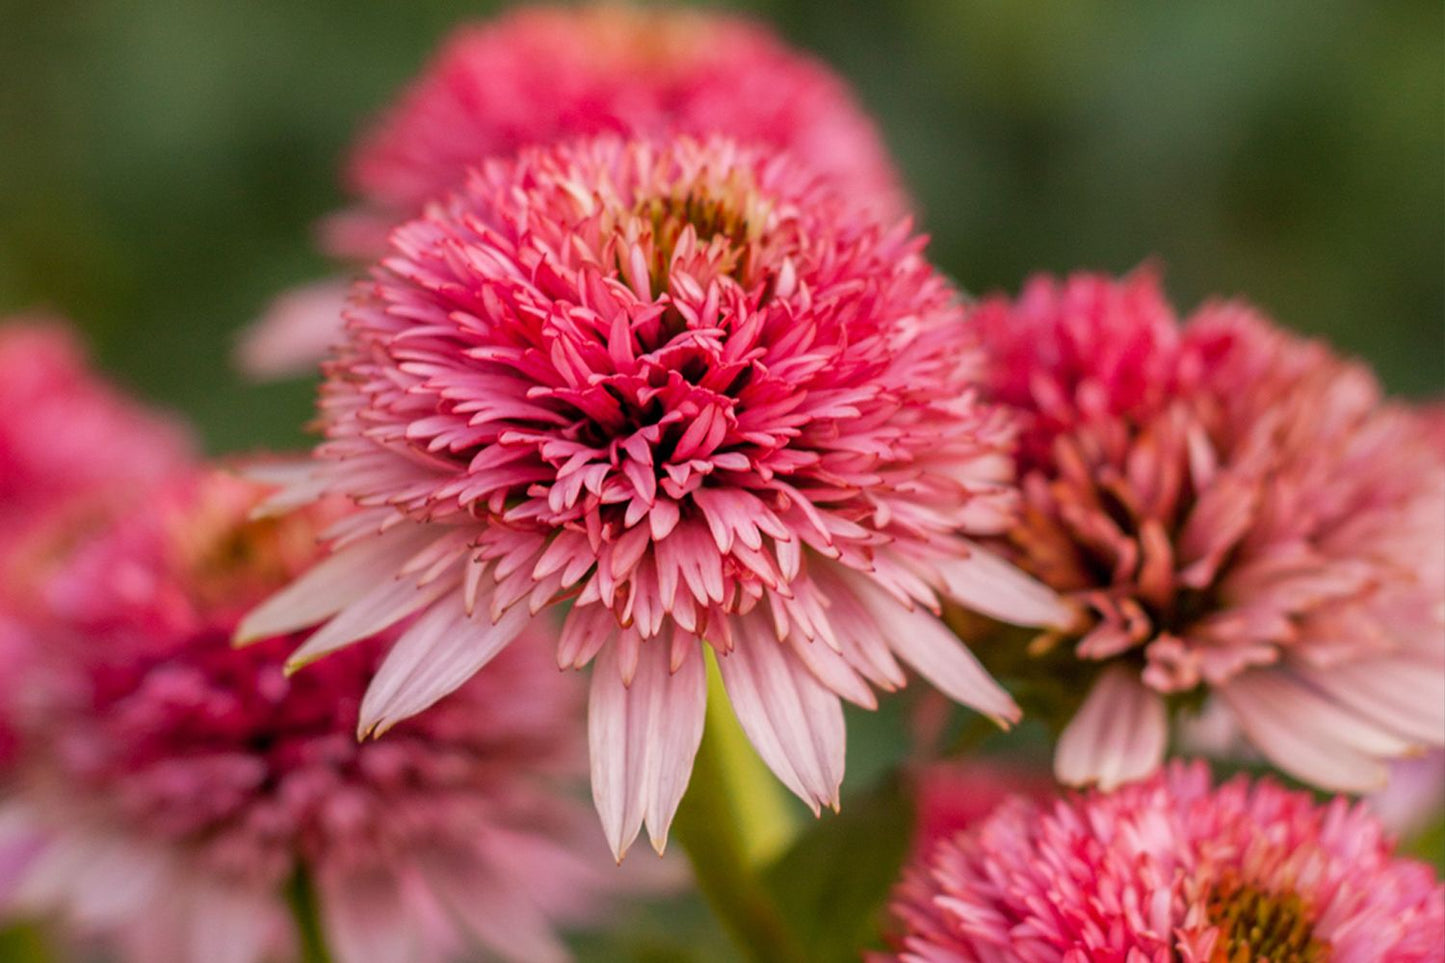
xmin=241 ymin=134 xmax=1067 ymax=858
xmin=3 ymin=470 xmax=599 ymax=963
xmin=881 ymin=762 xmax=1445 ymax=962
xmin=967 ymin=272 xmax=1445 ymax=791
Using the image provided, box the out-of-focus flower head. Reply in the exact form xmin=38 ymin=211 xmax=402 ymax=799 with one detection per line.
xmin=240 ymin=3 xmax=908 ymax=378
xmin=3 ymin=468 xmax=601 ymax=963
xmin=962 ymin=271 xmax=1445 ymax=793
xmin=910 ymin=760 xmax=1052 ymax=858
xmin=0 ymin=317 xmax=191 ymax=779
xmin=879 ymin=761 xmax=1445 ymax=962
xmin=0 ymin=318 xmax=192 ymax=560
xmin=239 ymin=134 xmax=1070 ymax=859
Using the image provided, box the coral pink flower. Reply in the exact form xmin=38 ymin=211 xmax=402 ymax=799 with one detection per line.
xmin=2 ymin=469 xmax=601 ymax=963
xmin=239 ymin=135 xmax=1070 ymax=859
xmin=966 ymin=272 xmax=1445 ymax=792
xmin=911 ymin=761 xmax=1052 ymax=857
xmin=880 ymin=761 xmax=1445 ymax=963
xmin=240 ymin=3 xmax=908 ymax=378
xmin=0 ymin=318 xmax=191 ymax=558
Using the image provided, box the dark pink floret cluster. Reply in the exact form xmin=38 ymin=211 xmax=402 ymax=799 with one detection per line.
xmin=882 ymin=762 xmax=1445 ymax=963
xmin=3 ymin=470 xmax=598 ymax=963
xmin=967 ymin=272 xmax=1445 ymax=792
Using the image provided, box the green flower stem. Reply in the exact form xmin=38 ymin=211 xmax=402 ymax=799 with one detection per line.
xmin=286 ymin=869 xmax=334 ymax=963
xmin=0 ymin=922 xmax=55 ymax=963
xmin=670 ymin=653 xmax=808 ymax=963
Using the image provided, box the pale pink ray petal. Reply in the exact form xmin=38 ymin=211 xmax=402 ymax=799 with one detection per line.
xmin=845 ymin=572 xmax=1019 ymax=724
xmin=1221 ymin=671 xmax=1412 ymax=790
xmin=587 ymin=636 xmax=707 ymax=861
xmin=235 ymin=277 xmax=351 ymax=380
xmin=1055 ymin=665 xmax=1168 ymax=791
xmin=1292 ymin=658 xmax=1445 ymax=747
xmin=235 ymin=458 xmax=336 ymax=517
xmin=235 ymin=524 xmax=436 ymax=644
xmin=934 ymin=541 xmax=1075 ymax=628
xmin=1220 ymin=676 xmax=1388 ymax=792
xmin=715 ymin=616 xmax=845 ymax=813
xmin=358 ymin=595 xmax=531 ymax=737
xmin=285 ymin=573 xmax=457 ymax=672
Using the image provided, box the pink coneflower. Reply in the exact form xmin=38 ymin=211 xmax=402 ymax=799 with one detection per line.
xmin=240 ymin=3 xmax=908 ymax=378
xmin=0 ymin=318 xmax=191 ymax=558
xmin=2 ymin=469 xmax=601 ymax=963
xmin=966 ymin=271 xmax=1445 ymax=792
xmin=880 ymin=761 xmax=1445 ymax=963
xmin=239 ymin=135 xmax=1070 ymax=859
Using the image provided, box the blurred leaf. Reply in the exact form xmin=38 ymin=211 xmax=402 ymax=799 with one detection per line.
xmin=0 ymin=922 xmax=54 ymax=963
xmin=1404 ymin=814 xmax=1445 ymax=876
xmin=762 ymin=772 xmax=915 ymax=962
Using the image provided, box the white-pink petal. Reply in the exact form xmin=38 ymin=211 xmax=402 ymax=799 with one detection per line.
xmin=358 ymin=594 xmax=532 ymax=737
xmin=1055 ymin=665 xmax=1168 ymax=791
xmin=588 ymin=638 xmax=707 ymax=860
xmin=715 ymin=617 xmax=845 ymax=813
xmin=935 ymin=541 xmax=1076 ymax=629
xmin=235 ymin=524 xmax=434 ymax=645
xmin=1220 ymin=671 xmax=1397 ymax=792
xmin=285 ymin=572 xmax=456 ymax=672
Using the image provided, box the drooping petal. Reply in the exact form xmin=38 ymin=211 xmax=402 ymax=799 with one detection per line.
xmin=845 ymin=571 xmax=1018 ymax=724
xmin=587 ymin=635 xmax=707 ymax=860
xmin=934 ymin=541 xmax=1076 ymax=629
xmin=715 ymin=615 xmax=845 ymax=813
xmin=358 ymin=593 xmax=531 ymax=737
xmin=235 ymin=524 xmax=435 ymax=645
xmin=1055 ymin=665 xmax=1168 ymax=791
xmin=1220 ymin=672 xmax=1393 ymax=792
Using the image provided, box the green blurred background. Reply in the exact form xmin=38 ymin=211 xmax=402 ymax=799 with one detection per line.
xmin=1 ymin=0 xmax=1440 ymax=456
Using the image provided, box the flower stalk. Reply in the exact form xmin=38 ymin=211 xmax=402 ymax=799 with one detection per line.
xmin=671 ymin=654 xmax=808 ymax=963
xmin=287 ymin=869 xmax=333 ymax=963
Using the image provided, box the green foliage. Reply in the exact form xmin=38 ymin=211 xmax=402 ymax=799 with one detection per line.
xmin=761 ymin=773 xmax=916 ymax=961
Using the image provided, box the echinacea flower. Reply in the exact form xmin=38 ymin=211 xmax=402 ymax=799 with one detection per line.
xmin=965 ymin=271 xmax=1445 ymax=792
xmin=879 ymin=761 xmax=1445 ymax=963
xmin=239 ymin=135 xmax=1071 ymax=859
xmin=2 ymin=469 xmax=601 ymax=963
xmin=239 ymin=3 xmax=908 ymax=378
xmin=0 ymin=318 xmax=191 ymax=561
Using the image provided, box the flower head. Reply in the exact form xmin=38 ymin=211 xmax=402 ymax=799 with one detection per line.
xmin=965 ymin=271 xmax=1445 ymax=792
xmin=4 ymin=469 xmax=600 ymax=963
xmin=880 ymin=761 xmax=1445 ymax=963
xmin=335 ymin=3 xmax=907 ymax=252
xmin=0 ymin=318 xmax=191 ymax=559
xmin=241 ymin=3 xmax=907 ymax=378
xmin=241 ymin=135 xmax=1068 ymax=858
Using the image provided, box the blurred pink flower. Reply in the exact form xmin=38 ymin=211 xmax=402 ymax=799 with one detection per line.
xmin=0 ymin=318 xmax=191 ymax=559
xmin=240 ymin=3 xmax=907 ymax=378
xmin=880 ymin=761 xmax=1445 ymax=963
xmin=3 ymin=469 xmax=602 ymax=963
xmin=967 ymin=272 xmax=1445 ymax=793
xmin=911 ymin=761 xmax=1052 ymax=857
xmin=0 ymin=318 xmax=191 ymax=776
xmin=240 ymin=135 xmax=1070 ymax=859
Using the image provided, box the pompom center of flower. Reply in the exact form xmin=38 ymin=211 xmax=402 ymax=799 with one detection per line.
xmin=1206 ymin=875 xmax=1328 ymax=962
xmin=634 ymin=187 xmax=756 ymax=296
